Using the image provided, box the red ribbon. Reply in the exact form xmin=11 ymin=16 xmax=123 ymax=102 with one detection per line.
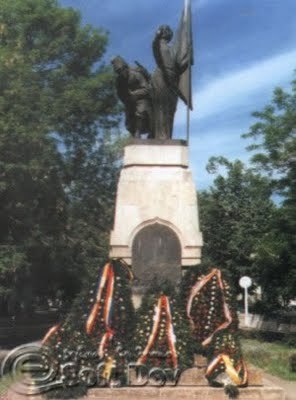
xmin=86 ymin=262 xmax=114 ymax=335
xmin=42 ymin=324 xmax=60 ymax=345
xmin=137 ymin=295 xmax=178 ymax=369
xmin=186 ymin=268 xmax=233 ymax=346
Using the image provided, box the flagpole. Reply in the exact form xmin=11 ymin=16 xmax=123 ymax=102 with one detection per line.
xmin=186 ymin=68 xmax=190 ymax=146
xmin=186 ymin=0 xmax=191 ymax=146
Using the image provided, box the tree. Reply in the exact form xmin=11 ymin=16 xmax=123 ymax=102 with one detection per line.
xmin=200 ymin=75 xmax=296 ymax=310
xmin=199 ymin=157 xmax=275 ymax=295
xmin=0 ymin=0 xmax=121 ymax=314
xmin=60 ymin=131 xmax=126 ymax=299
xmin=242 ymin=84 xmax=296 ymax=199
xmin=242 ymin=78 xmax=296 ymax=309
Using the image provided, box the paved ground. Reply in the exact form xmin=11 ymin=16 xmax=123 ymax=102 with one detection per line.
xmin=1 ymin=375 xmax=295 ymax=400
xmin=263 ymin=372 xmax=296 ymax=400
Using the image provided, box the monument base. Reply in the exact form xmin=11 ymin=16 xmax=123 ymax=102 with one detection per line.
xmin=88 ymin=385 xmax=285 ymax=400
xmin=87 ymin=363 xmax=283 ymax=400
xmin=5 ymin=384 xmax=286 ymax=400
xmin=109 ymin=140 xmax=203 ymax=266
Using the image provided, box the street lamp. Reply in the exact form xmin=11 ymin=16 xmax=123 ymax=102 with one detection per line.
xmin=239 ymin=276 xmax=252 ymax=327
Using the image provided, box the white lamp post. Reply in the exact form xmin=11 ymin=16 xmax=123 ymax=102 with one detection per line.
xmin=239 ymin=276 xmax=252 ymax=327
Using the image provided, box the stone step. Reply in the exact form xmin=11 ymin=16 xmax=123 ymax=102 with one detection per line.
xmin=129 ymin=365 xmax=263 ymax=387
xmin=87 ymin=386 xmax=285 ymax=400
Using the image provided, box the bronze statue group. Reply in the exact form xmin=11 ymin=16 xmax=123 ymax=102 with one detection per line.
xmin=112 ymin=24 xmax=192 ymax=140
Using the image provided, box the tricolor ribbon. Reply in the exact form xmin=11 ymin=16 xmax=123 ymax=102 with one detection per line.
xmin=118 ymin=258 xmax=134 ymax=281
xmin=164 ymin=296 xmax=178 ymax=369
xmin=42 ymin=324 xmax=60 ymax=345
xmin=186 ymin=268 xmax=232 ymax=346
xmin=86 ymin=262 xmax=115 ymax=335
xmin=137 ymin=295 xmax=178 ymax=369
xmin=206 ymin=353 xmax=248 ymax=386
xmin=98 ymin=328 xmax=115 ymax=359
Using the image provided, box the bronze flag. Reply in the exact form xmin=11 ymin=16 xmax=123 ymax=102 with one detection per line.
xmin=174 ymin=0 xmax=194 ymax=110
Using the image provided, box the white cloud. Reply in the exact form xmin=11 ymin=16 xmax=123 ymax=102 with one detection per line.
xmin=194 ymin=0 xmax=225 ymax=10
xmin=175 ymin=48 xmax=296 ymax=125
xmin=173 ymin=48 xmax=296 ymax=188
xmin=188 ymin=126 xmax=251 ymax=189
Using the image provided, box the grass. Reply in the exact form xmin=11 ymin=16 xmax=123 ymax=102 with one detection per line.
xmin=0 ymin=373 xmax=19 ymax=397
xmin=242 ymin=338 xmax=296 ymax=381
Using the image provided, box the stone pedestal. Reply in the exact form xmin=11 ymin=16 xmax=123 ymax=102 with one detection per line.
xmin=109 ymin=140 xmax=203 ymax=282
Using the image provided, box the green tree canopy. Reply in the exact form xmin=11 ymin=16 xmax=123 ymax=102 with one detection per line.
xmin=242 ymin=77 xmax=296 ymax=309
xmin=200 ymin=74 xmax=296 ymax=311
xmin=0 ymin=0 xmax=122 ymax=315
xmin=199 ymin=157 xmax=275 ymax=295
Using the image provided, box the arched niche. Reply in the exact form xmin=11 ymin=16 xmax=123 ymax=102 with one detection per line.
xmin=131 ymin=223 xmax=181 ymax=293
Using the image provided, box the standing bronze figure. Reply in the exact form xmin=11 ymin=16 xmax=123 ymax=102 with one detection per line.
xmin=151 ymin=25 xmax=180 ymax=139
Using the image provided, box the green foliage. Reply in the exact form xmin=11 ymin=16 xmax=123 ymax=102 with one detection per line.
xmin=242 ymin=338 xmax=296 ymax=381
xmin=242 ymin=75 xmax=296 ymax=309
xmin=0 ymin=371 xmax=22 ymax=398
xmin=0 ymin=0 xmax=122 ymax=314
xmin=200 ymin=73 xmax=296 ymax=310
xmin=199 ymin=158 xmax=274 ymax=294
xmin=242 ymin=84 xmax=296 ymax=196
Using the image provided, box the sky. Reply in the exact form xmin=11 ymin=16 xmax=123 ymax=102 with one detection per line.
xmin=59 ymin=0 xmax=296 ymax=190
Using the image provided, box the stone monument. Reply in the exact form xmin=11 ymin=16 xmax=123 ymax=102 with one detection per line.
xmin=108 ymin=1 xmax=286 ymax=396
xmin=110 ymin=0 xmax=202 ymax=294
xmin=109 ymin=140 xmax=202 ymax=292
xmin=37 ymin=2 xmax=286 ymax=399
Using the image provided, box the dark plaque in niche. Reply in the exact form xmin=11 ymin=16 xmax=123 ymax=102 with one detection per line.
xmin=132 ymin=223 xmax=181 ymax=292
